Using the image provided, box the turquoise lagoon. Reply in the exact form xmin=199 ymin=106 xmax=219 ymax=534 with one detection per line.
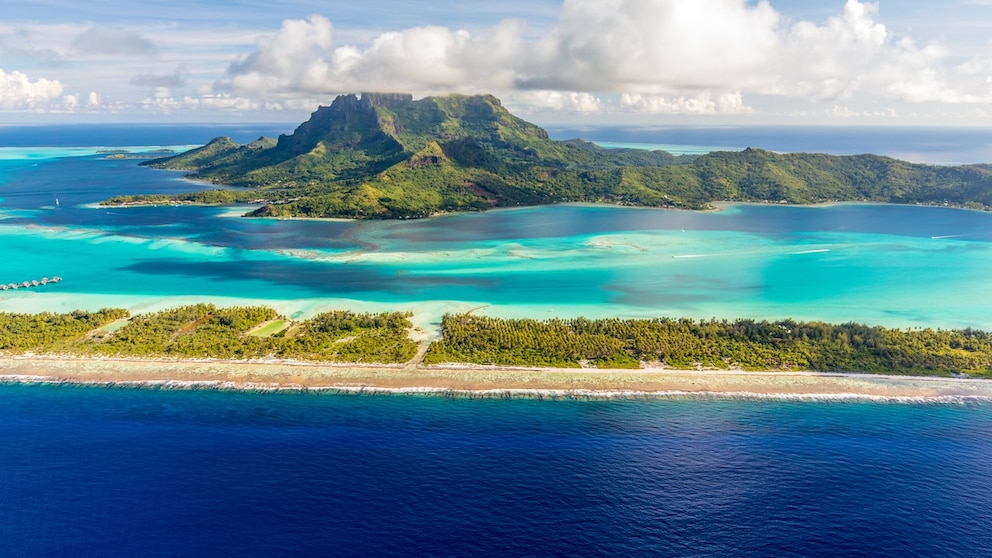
xmin=1 ymin=144 xmax=991 ymax=333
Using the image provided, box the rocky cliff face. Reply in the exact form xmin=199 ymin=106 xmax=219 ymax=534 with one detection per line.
xmin=360 ymin=92 xmax=414 ymax=108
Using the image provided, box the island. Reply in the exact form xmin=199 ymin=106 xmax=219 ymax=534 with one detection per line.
xmin=4 ymin=305 xmax=992 ymax=399
xmin=102 ymin=92 xmax=992 ymax=219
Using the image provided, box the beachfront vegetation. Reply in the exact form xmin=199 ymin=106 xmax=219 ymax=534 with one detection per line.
xmin=102 ymin=92 xmax=992 ymax=218
xmin=424 ymin=314 xmax=992 ymax=377
xmin=4 ymin=306 xmax=992 ymax=376
xmin=279 ymin=310 xmax=417 ymax=362
xmin=0 ymin=305 xmax=417 ymax=364
xmin=0 ymin=308 xmax=129 ymax=352
xmin=84 ymin=304 xmax=278 ymax=358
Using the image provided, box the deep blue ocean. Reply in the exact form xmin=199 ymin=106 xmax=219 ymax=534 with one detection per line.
xmin=3 ymin=384 xmax=992 ymax=557
xmin=3 ymin=124 xmax=992 ymax=556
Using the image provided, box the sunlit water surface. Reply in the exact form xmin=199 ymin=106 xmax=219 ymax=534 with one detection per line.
xmin=1 ymin=136 xmax=991 ymax=331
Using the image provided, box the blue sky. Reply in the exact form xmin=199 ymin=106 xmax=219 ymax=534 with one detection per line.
xmin=3 ymin=0 xmax=992 ymax=124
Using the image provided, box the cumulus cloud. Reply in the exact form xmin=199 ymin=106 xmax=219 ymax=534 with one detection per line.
xmin=220 ymin=16 xmax=528 ymax=96
xmin=215 ymin=0 xmax=992 ymax=114
xmin=520 ymin=0 xmax=781 ymax=93
xmin=504 ymin=90 xmax=605 ymax=113
xmin=222 ymin=15 xmax=336 ymax=94
xmin=0 ymin=68 xmax=64 ymax=109
xmin=72 ymin=26 xmax=157 ymax=57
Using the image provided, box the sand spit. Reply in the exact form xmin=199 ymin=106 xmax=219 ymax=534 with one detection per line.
xmin=2 ymin=357 xmax=992 ymax=401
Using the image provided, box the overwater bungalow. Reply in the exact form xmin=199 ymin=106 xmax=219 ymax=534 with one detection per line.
xmin=2 ymin=277 xmax=61 ymax=289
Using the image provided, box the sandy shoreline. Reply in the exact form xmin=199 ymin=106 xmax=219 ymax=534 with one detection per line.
xmin=3 ymin=356 xmax=992 ymax=401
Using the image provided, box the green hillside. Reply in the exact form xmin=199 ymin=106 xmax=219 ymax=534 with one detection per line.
xmin=116 ymin=93 xmax=992 ymax=218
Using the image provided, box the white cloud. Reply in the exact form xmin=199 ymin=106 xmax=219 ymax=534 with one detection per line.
xmin=225 ymin=0 xmax=986 ymax=114
xmin=4 ymin=0 xmax=985 ymax=120
xmin=505 ymin=90 xmax=604 ymax=113
xmin=222 ymin=15 xmax=336 ymax=95
xmin=0 ymin=68 xmax=64 ymax=109
xmin=520 ymin=0 xmax=781 ymax=92
xmin=620 ymin=92 xmax=754 ymax=115
xmin=827 ymin=104 xmax=897 ymax=118
xmin=220 ymin=16 xmax=528 ymax=96
xmin=212 ymin=0 xmax=992 ymax=117
xmin=135 ymin=93 xmax=318 ymax=113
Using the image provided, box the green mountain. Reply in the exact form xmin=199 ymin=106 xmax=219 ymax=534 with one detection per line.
xmin=126 ymin=93 xmax=992 ymax=218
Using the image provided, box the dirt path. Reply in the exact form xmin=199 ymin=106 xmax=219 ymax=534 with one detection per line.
xmin=405 ymin=340 xmax=432 ymax=370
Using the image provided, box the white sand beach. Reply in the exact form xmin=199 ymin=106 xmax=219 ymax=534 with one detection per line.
xmin=3 ymin=356 xmax=991 ymax=400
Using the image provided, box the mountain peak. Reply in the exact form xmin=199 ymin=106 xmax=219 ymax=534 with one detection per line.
xmin=360 ymin=92 xmax=414 ymax=108
xmin=134 ymin=93 xmax=992 ymax=218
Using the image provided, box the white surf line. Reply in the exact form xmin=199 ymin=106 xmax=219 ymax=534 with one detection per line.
xmin=672 ymin=253 xmax=726 ymax=259
xmin=930 ymin=234 xmax=969 ymax=239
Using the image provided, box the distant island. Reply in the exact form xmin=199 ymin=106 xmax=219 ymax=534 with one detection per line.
xmin=98 ymin=148 xmax=177 ymax=159
xmin=102 ymin=93 xmax=992 ymax=219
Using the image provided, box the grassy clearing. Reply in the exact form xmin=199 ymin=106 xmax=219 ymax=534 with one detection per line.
xmin=247 ymin=319 xmax=289 ymax=338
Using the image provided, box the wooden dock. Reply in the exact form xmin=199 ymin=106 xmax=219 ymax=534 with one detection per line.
xmin=0 ymin=276 xmax=62 ymax=291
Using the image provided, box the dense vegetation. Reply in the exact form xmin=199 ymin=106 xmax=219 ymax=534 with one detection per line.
xmin=0 ymin=305 xmax=417 ymax=364
xmin=5 ymin=306 xmax=992 ymax=377
xmin=0 ymin=308 xmax=129 ymax=352
xmin=102 ymin=92 xmax=992 ymax=218
xmin=424 ymin=314 xmax=992 ymax=377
